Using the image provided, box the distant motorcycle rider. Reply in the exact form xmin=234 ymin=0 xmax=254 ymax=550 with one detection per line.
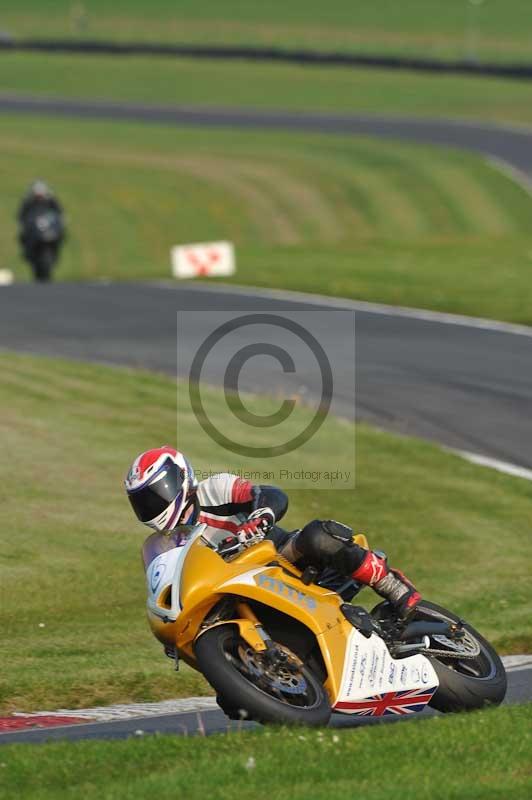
xmin=125 ymin=447 xmax=421 ymax=622
xmin=18 ymin=180 xmax=63 ymax=234
xmin=18 ymin=180 xmax=65 ymax=281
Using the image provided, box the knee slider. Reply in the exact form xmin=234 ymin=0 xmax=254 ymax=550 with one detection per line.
xmin=321 ymin=519 xmax=354 ymax=543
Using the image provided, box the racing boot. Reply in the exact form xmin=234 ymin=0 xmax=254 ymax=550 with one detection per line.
xmin=352 ymin=550 xmax=421 ymax=619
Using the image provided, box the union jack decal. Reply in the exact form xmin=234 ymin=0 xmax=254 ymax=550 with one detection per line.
xmin=334 ymin=686 xmax=437 ymax=716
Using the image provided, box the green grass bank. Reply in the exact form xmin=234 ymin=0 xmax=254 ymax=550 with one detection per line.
xmin=0 ymin=704 xmax=531 ymax=800
xmin=0 ymin=354 xmax=530 ymax=713
xmin=2 ymin=53 xmax=532 ymax=126
xmin=2 ymin=0 xmax=531 ymax=63
xmin=2 ymin=114 xmax=532 ymax=323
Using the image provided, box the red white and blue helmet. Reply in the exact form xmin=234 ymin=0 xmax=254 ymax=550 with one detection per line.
xmin=125 ymin=447 xmax=197 ymax=531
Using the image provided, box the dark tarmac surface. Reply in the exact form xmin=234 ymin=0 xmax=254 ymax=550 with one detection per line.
xmin=1 ymin=96 xmax=532 ymax=180
xmin=1 ymin=282 xmax=531 ymax=467
xmin=0 ymin=665 xmax=529 ymax=745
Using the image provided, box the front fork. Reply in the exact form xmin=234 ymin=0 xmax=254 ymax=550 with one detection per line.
xmin=196 ymin=601 xmax=271 ymax=653
xmin=235 ymin=601 xmax=272 ymax=651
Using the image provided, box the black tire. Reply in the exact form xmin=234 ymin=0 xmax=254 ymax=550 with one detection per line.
xmin=195 ymin=624 xmax=331 ymax=726
xmin=32 ymin=246 xmax=56 ymax=282
xmin=405 ymin=601 xmax=507 ymax=713
xmin=215 ymin=694 xmax=241 ymax=721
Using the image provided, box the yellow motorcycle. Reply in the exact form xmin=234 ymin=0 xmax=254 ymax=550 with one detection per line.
xmin=142 ymin=524 xmax=506 ymax=726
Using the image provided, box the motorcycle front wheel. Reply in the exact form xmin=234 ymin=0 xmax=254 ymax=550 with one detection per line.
xmin=194 ymin=624 xmax=331 ymax=726
xmin=31 ymin=245 xmax=57 ymax=282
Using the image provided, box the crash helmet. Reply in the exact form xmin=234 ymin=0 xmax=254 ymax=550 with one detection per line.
xmin=125 ymin=446 xmax=197 ymax=531
xmin=29 ymin=180 xmax=52 ymax=199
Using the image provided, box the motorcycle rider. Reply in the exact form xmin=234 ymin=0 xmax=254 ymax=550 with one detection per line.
xmin=125 ymin=446 xmax=421 ymax=619
xmin=18 ymin=180 xmax=63 ymax=236
xmin=18 ymin=180 xmax=65 ymax=281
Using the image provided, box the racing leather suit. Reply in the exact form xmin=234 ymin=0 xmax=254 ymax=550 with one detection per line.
xmin=194 ymin=474 xmax=420 ymax=616
xmin=195 ymin=473 xmax=288 ymax=547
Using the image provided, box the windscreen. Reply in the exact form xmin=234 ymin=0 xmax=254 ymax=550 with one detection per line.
xmin=141 ymin=526 xmax=196 ymax=570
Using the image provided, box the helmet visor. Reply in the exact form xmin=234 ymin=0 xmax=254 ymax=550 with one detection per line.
xmin=128 ymin=460 xmax=184 ymax=523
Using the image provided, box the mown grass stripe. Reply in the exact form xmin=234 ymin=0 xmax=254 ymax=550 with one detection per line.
xmin=427 ymin=163 xmax=517 ymax=236
xmin=2 ymin=115 xmax=532 ymax=323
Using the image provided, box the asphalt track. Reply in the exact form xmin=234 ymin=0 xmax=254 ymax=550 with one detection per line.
xmin=1 ymin=282 xmax=532 ymax=468
xmin=0 ymin=660 xmax=530 ymax=744
xmin=2 ymin=95 xmax=532 ymax=183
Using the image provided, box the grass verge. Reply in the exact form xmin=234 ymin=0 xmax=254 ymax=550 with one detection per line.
xmin=0 ymin=353 xmax=531 ymax=713
xmin=2 ymin=52 xmax=532 ymax=126
xmin=2 ymin=114 xmax=532 ymax=323
xmin=1 ymin=0 xmax=532 ymax=63
xmin=0 ymin=704 xmax=531 ymax=800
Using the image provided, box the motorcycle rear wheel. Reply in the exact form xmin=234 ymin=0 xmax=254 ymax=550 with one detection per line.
xmin=373 ymin=600 xmax=507 ymax=712
xmin=194 ymin=624 xmax=331 ymax=726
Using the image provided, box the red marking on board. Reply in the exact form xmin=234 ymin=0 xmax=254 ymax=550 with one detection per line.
xmin=0 ymin=714 xmax=90 ymax=733
xmin=186 ymin=249 xmax=221 ymax=276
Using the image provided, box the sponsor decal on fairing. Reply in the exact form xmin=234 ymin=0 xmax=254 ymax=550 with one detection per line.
xmin=334 ymin=687 xmax=437 ymax=717
xmin=150 ymin=557 xmax=167 ymax=593
xmin=256 ymin=574 xmax=317 ymax=609
xmin=333 ymin=629 xmax=438 ymax=716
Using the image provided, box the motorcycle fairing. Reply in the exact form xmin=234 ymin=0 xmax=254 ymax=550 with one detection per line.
xmin=146 ymin=548 xmax=185 ymax=620
xmin=332 ymin=628 xmax=439 ymax=714
xmin=145 ymin=525 xmax=208 ymax=649
xmin=198 ymin=560 xmax=440 ymax=711
xmin=174 ymin=538 xmax=354 ymax=683
xmin=144 ymin=527 xmax=439 ymax=711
